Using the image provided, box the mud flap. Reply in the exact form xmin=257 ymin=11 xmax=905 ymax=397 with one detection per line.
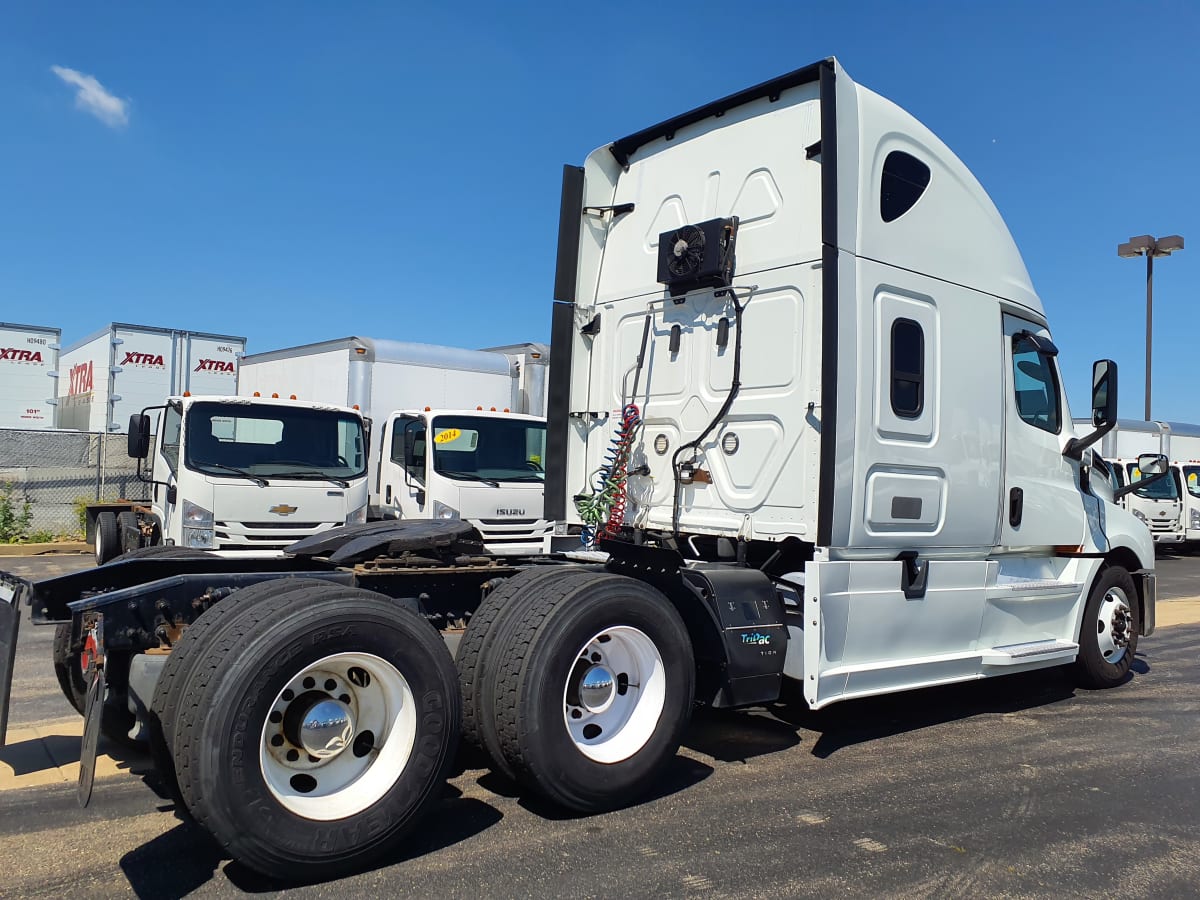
xmin=0 ymin=587 xmax=18 ymax=747
xmin=78 ymin=664 xmax=105 ymax=807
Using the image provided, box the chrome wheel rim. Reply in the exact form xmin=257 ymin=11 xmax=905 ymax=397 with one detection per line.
xmin=562 ymin=626 xmax=666 ymax=764
xmin=259 ymin=651 xmax=415 ymax=820
xmin=1096 ymin=586 xmax=1133 ymax=664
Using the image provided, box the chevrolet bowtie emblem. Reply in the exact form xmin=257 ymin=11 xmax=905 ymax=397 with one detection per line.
xmin=269 ymin=504 xmax=298 ymax=516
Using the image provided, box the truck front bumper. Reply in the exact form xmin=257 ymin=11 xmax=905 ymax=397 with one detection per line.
xmin=1136 ymin=569 xmax=1156 ymax=637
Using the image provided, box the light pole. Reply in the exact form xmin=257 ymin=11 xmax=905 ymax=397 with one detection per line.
xmin=1117 ymin=234 xmax=1184 ymax=420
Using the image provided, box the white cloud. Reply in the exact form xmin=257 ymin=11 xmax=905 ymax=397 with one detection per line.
xmin=50 ymin=65 xmax=130 ymax=128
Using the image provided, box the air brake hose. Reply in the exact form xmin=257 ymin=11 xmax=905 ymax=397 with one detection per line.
xmin=671 ymin=288 xmax=746 ymax=537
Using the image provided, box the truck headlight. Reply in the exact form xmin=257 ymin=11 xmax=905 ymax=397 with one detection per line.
xmin=1132 ymin=508 xmax=1148 ymax=525
xmin=1191 ymin=509 xmax=1200 ymax=528
xmin=182 ymin=500 xmax=213 ymax=527
xmin=432 ymin=501 xmax=459 ymax=520
xmin=347 ymin=503 xmax=368 ymax=525
xmin=182 ymin=500 xmax=214 ymax=548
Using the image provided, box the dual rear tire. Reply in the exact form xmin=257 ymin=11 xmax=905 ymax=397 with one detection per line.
xmin=459 ymin=569 xmax=695 ymax=813
xmin=153 ymin=581 xmax=459 ymax=881
xmin=150 ymin=567 xmax=696 ymax=878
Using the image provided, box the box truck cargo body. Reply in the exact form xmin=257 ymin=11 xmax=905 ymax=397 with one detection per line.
xmin=238 ymin=337 xmax=550 ymax=552
xmin=55 ymin=324 xmax=245 ymax=432
xmin=237 ymin=337 xmax=548 ymax=420
xmin=0 ymin=322 xmax=59 ymax=429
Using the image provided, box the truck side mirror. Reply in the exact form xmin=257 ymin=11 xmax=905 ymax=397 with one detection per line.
xmin=1114 ymin=452 xmax=1169 ymax=500
xmin=1064 ymin=359 xmax=1118 ymax=460
xmin=1091 ymin=359 xmax=1117 ymax=428
xmin=128 ymin=414 xmax=151 ymax=459
xmin=1136 ymin=453 xmax=1168 ymax=477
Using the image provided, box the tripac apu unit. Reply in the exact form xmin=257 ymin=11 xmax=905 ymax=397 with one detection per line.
xmin=656 ymin=217 xmax=739 ymax=298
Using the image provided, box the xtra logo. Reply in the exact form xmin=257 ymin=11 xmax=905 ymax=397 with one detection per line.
xmin=69 ymin=360 xmax=94 ymax=394
xmin=195 ymin=358 xmax=236 ymax=373
xmin=121 ymin=351 xmax=165 ymax=367
xmin=0 ymin=348 xmax=44 ymax=363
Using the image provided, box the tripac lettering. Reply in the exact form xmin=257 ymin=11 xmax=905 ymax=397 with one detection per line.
xmin=121 ymin=351 xmax=165 ymax=367
xmin=69 ymin=360 xmax=94 ymax=395
xmin=0 ymin=348 xmax=44 ymax=363
xmin=195 ymin=358 xmax=236 ymax=373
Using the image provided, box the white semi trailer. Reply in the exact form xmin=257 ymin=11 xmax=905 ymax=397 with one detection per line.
xmin=238 ymin=337 xmax=551 ymax=554
xmin=0 ymin=321 xmax=60 ymax=430
xmin=0 ymin=58 xmax=1164 ymax=883
xmin=54 ymin=323 xmax=245 ymax=432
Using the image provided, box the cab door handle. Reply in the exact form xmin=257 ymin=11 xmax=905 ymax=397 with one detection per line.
xmin=385 ymin=484 xmax=392 ymax=504
xmin=1009 ymin=487 xmax=1024 ymax=527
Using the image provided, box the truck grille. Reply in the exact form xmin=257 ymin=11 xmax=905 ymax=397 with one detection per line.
xmin=470 ymin=518 xmax=551 ymax=556
xmin=214 ymin=520 xmax=338 ymax=551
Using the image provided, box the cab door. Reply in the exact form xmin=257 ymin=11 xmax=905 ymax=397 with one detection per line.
xmin=154 ymin=402 xmax=183 ymax=539
xmin=1000 ymin=315 xmax=1086 ymax=549
xmin=377 ymin=414 xmax=428 ymax=519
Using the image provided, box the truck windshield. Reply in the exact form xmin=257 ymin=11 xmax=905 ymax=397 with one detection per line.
xmin=430 ymin=415 xmax=547 ymax=484
xmin=1184 ymin=466 xmax=1200 ymax=499
xmin=184 ymin=402 xmax=366 ymax=481
xmin=1125 ymin=463 xmax=1180 ymax=500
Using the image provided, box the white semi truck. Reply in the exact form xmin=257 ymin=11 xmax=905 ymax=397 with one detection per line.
xmin=90 ymin=395 xmax=370 ymax=563
xmin=238 ymin=337 xmax=551 ymax=554
xmin=0 ymin=58 xmax=1164 ymax=882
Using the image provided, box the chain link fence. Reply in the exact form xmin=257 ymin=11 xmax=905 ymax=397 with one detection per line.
xmin=0 ymin=428 xmax=150 ymax=539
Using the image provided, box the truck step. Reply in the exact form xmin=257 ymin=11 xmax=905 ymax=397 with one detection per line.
xmin=981 ymin=639 xmax=1078 ymax=666
xmin=985 ymin=579 xmax=1082 ymax=604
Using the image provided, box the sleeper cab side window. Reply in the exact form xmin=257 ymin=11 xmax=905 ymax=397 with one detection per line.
xmin=890 ymin=318 xmax=924 ymax=418
xmin=1011 ymin=334 xmax=1061 ymax=434
xmin=881 ymin=151 xmax=931 ymax=222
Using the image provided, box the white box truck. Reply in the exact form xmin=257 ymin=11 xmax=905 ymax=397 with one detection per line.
xmin=55 ymin=323 xmax=245 ymax=432
xmin=88 ymin=395 xmax=370 ymax=563
xmin=238 ymin=337 xmax=550 ymax=554
xmin=1082 ymin=418 xmax=1185 ymax=545
xmin=0 ymin=58 xmax=1166 ymax=883
xmin=1159 ymin=422 xmax=1200 ymax=544
xmin=0 ymin=322 xmax=60 ymax=429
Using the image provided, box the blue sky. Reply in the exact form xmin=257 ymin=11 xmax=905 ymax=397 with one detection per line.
xmin=1 ymin=1 xmax=1196 ymax=421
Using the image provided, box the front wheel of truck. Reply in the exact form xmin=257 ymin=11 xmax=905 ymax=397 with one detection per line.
xmin=1074 ymin=566 xmax=1140 ymax=689
xmin=174 ymin=583 xmax=460 ymax=881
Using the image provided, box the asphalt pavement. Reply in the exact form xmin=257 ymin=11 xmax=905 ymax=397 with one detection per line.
xmin=1 ymin=551 xmax=1198 ymax=898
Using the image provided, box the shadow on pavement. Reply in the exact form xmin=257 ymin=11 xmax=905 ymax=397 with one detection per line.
xmin=508 ymin=752 xmax=714 ymax=821
xmin=776 ymin=667 xmax=1079 ymax=758
xmin=677 ymin=666 xmax=1092 ymax=762
xmin=118 ymin=784 xmax=504 ymax=897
